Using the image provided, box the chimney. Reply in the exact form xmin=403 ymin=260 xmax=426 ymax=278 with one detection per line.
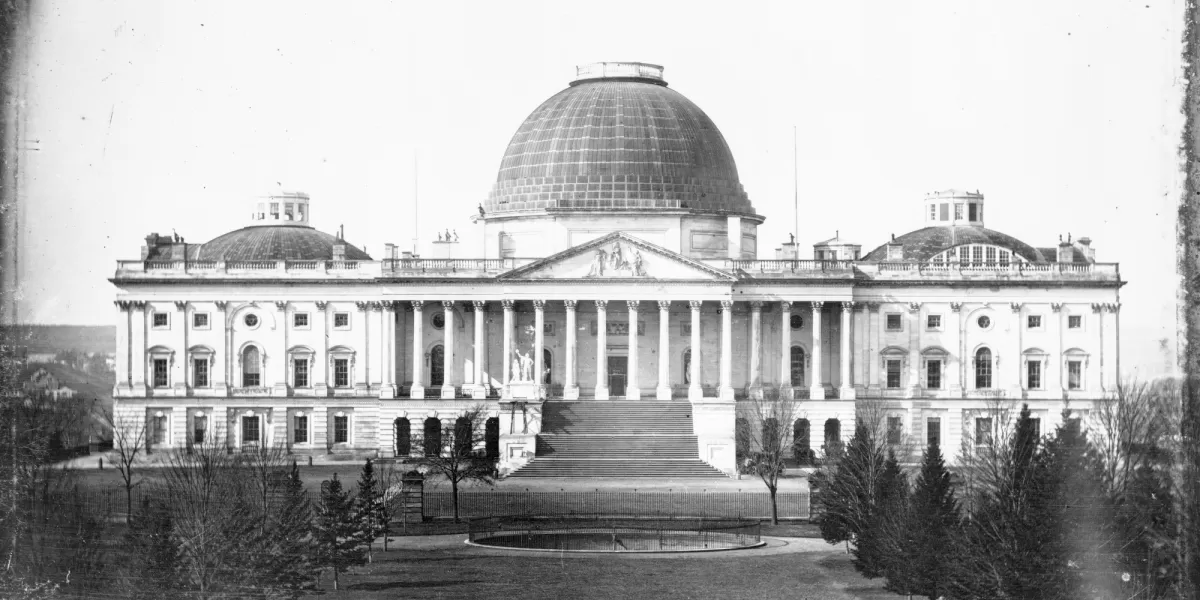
xmin=140 ymin=233 xmax=173 ymax=260
xmin=1074 ymin=236 xmax=1094 ymax=262
xmin=385 ymin=243 xmax=396 ymax=260
xmin=332 ymin=241 xmax=346 ymax=261
xmin=1056 ymin=240 xmax=1074 ymax=263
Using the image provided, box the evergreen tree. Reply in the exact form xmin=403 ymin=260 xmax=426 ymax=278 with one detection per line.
xmin=856 ymin=450 xmax=909 ymax=581
xmin=813 ymin=423 xmax=887 ymax=552
xmin=313 ymin=473 xmax=367 ymax=591
xmin=904 ymin=439 xmax=961 ymax=600
xmin=1115 ymin=442 xmax=1182 ymax=599
xmin=266 ymin=461 xmax=317 ymax=597
xmin=354 ymin=458 xmax=387 ymax=563
xmin=122 ymin=497 xmax=179 ymax=598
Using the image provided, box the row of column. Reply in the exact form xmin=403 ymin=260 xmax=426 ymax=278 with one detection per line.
xmin=406 ymin=299 xmax=853 ymax=401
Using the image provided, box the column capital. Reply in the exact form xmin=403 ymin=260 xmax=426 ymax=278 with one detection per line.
xmin=215 ymin=300 xmax=229 ymax=311
xmin=1091 ymin=303 xmax=1103 ymax=313
xmin=688 ymin=300 xmax=703 ymax=311
xmin=749 ymin=300 xmax=764 ymax=310
xmin=472 ymin=300 xmax=487 ymax=311
xmin=174 ymin=300 xmax=189 ymax=311
xmin=840 ymin=301 xmax=856 ymax=311
xmin=532 ymin=299 xmax=546 ymax=310
xmin=355 ymin=301 xmax=371 ymax=311
xmin=866 ymin=302 xmax=880 ymax=313
xmin=1051 ymin=302 xmax=1064 ymax=313
xmin=811 ymin=301 xmax=824 ymax=311
xmin=950 ymin=302 xmax=963 ymax=313
xmin=779 ymin=300 xmax=791 ymax=311
xmin=501 ymin=299 xmax=515 ymax=310
xmin=1105 ymin=303 xmax=1121 ymax=313
xmin=273 ymin=300 xmax=288 ymax=311
xmin=387 ymin=300 xmax=402 ymax=312
xmin=594 ymin=299 xmax=608 ymax=311
xmin=627 ymin=300 xmax=640 ymax=311
xmin=410 ymin=300 xmax=424 ymax=311
xmin=1010 ymin=302 xmax=1022 ymax=313
xmin=907 ymin=302 xmax=922 ymax=313
xmin=114 ymin=300 xmax=130 ymax=312
xmin=563 ymin=299 xmax=578 ymax=310
xmin=657 ymin=300 xmax=671 ymax=311
xmin=719 ymin=300 xmax=733 ymax=310
xmin=442 ymin=300 xmax=456 ymax=310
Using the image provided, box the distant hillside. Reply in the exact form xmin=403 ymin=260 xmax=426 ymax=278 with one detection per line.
xmin=19 ymin=362 xmax=113 ymax=405
xmin=1 ymin=325 xmax=115 ymax=355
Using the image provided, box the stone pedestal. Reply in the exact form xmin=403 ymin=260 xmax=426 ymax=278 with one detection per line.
xmin=506 ymin=382 xmax=542 ymax=400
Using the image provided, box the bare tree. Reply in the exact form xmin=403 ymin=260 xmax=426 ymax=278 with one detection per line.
xmin=375 ymin=461 xmax=404 ymax=551
xmin=415 ymin=405 xmax=495 ymax=523
xmin=736 ymin=393 xmax=801 ymax=525
xmin=101 ymin=408 xmax=146 ymax=522
xmin=240 ymin=441 xmax=290 ymax=534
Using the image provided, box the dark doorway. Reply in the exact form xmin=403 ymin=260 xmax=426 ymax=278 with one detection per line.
xmin=608 ymin=356 xmax=628 ymax=395
xmin=430 ymin=345 xmax=444 ymax=386
xmin=543 ymin=349 xmax=552 ymax=385
xmin=423 ymin=417 xmax=442 ymax=457
xmin=485 ymin=417 xmax=499 ymax=459
xmin=794 ymin=419 xmax=813 ymax=465
xmin=823 ymin=418 xmax=841 ymax=454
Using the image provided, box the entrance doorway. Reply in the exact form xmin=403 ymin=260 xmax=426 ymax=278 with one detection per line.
xmin=608 ymin=356 xmax=628 ymax=395
xmin=430 ymin=345 xmax=444 ymax=386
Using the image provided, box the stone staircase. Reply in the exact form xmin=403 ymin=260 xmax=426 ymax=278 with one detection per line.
xmin=507 ymin=401 xmax=728 ymax=479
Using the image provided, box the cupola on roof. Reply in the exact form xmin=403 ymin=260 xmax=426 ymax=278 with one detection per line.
xmin=483 ymin=62 xmax=759 ymax=219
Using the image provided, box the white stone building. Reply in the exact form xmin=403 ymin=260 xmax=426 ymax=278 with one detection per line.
xmin=110 ymin=63 xmax=1122 ymax=477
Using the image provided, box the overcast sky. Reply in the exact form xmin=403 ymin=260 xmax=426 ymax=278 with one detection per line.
xmin=15 ymin=0 xmax=1185 ymax=379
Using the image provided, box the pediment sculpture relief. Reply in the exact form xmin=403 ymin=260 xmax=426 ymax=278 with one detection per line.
xmin=586 ymin=241 xmax=647 ymax=278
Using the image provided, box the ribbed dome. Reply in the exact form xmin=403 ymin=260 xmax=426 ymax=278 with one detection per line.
xmin=194 ymin=226 xmax=371 ymax=262
xmin=863 ymin=226 xmax=1044 ymax=262
xmin=484 ymin=64 xmax=757 ymax=218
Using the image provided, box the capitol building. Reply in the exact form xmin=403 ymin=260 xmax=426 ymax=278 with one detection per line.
xmin=110 ymin=62 xmax=1123 ymax=477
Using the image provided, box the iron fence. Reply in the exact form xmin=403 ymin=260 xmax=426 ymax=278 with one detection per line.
xmin=423 ymin=490 xmax=809 ymax=520
xmin=467 ymin=515 xmax=761 ymax=552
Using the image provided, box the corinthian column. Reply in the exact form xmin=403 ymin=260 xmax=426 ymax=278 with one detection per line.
xmin=810 ymin=302 xmax=825 ymax=400
xmin=501 ymin=300 xmax=513 ymax=397
xmin=779 ymin=301 xmax=792 ymax=400
xmin=749 ymin=301 xmax=763 ymax=399
xmin=472 ymin=301 xmax=487 ymax=399
xmin=534 ymin=299 xmax=546 ymax=399
xmin=719 ymin=300 xmax=734 ymax=401
xmin=689 ymin=300 xmax=702 ymax=401
xmin=656 ymin=300 xmax=671 ymax=400
xmin=839 ymin=301 xmax=856 ymax=400
xmin=409 ymin=301 xmax=424 ymax=399
xmin=595 ymin=300 xmax=609 ymax=400
xmin=564 ymin=300 xmax=580 ymax=399
xmin=626 ymin=300 xmax=640 ymax=400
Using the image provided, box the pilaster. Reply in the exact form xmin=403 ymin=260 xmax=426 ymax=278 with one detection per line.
xmin=906 ymin=302 xmax=921 ymax=398
xmin=948 ymin=302 xmax=964 ymax=395
xmin=1009 ymin=302 xmax=1024 ymax=398
xmin=866 ymin=302 xmax=881 ymax=396
xmin=274 ymin=301 xmax=289 ymax=396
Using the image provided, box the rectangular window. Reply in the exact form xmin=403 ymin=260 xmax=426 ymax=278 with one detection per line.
xmin=968 ymin=203 xmax=978 ymax=221
xmin=293 ymin=313 xmax=309 ymax=328
xmin=939 ymin=203 xmax=949 ymax=220
xmin=954 ymin=203 xmax=963 ymax=220
xmin=1068 ymin=315 xmax=1082 ymax=329
xmin=887 ymin=417 xmax=902 ymax=445
xmin=1027 ymin=360 xmax=1042 ymax=389
xmin=153 ymin=359 xmax=169 ymax=388
xmin=927 ymin=418 xmax=941 ymax=447
xmin=193 ymin=359 xmax=208 ymax=388
xmin=985 ymin=246 xmax=996 ymax=265
xmin=1030 ymin=418 xmax=1042 ymax=439
xmin=1027 ymin=315 xmax=1042 ymax=329
xmin=192 ymin=313 xmax=209 ymax=329
xmin=885 ymin=313 xmax=902 ymax=331
xmin=242 ymin=416 xmax=260 ymax=444
xmin=927 ymin=359 xmax=942 ymax=389
xmin=886 ymin=359 xmax=902 ymax=389
xmin=293 ymin=359 xmax=309 ymax=388
xmin=193 ymin=416 xmax=206 ymax=444
xmin=334 ymin=313 xmax=349 ymax=328
xmin=152 ymin=312 xmax=169 ymax=328
xmin=975 ymin=417 xmax=993 ymax=446
xmin=929 ymin=204 xmax=936 ymax=220
xmin=926 ymin=314 xmax=942 ymax=331
xmin=1068 ymin=361 xmax=1082 ymax=390
xmin=334 ymin=415 xmax=349 ymax=444
xmin=152 ymin=415 xmax=167 ymax=445
xmin=294 ymin=415 xmax=308 ymax=444
xmin=999 ymin=250 xmax=1011 ymax=267
xmin=971 ymin=246 xmax=983 ymax=266
xmin=270 ymin=202 xmax=279 ymax=218
xmin=334 ymin=359 xmax=349 ymax=387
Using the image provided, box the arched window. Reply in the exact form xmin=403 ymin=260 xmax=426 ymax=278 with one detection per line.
xmin=543 ymin=349 xmax=552 ymax=385
xmin=423 ymin=417 xmax=442 ymax=457
xmin=824 ymin=418 xmax=841 ymax=449
xmin=485 ymin=417 xmax=499 ymax=459
xmin=793 ymin=419 xmax=813 ymax=464
xmin=683 ymin=349 xmax=692 ymax=385
xmin=975 ymin=348 xmax=993 ymax=389
xmin=242 ymin=346 xmax=261 ymax=387
xmin=430 ymin=345 xmax=445 ymax=386
xmin=790 ymin=346 xmax=805 ymax=387
xmin=394 ymin=417 xmax=411 ymax=456
xmin=454 ymin=416 xmax=472 ymax=457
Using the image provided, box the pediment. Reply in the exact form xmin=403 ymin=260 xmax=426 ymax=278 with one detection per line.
xmin=499 ymin=232 xmax=735 ymax=281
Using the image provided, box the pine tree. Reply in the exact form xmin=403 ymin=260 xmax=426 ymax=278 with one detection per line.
xmin=813 ymin=423 xmax=887 ymax=552
xmin=267 ymin=461 xmax=316 ymax=597
xmin=905 ymin=439 xmax=961 ymax=600
xmin=856 ymin=450 xmax=909 ymax=581
xmin=123 ymin=497 xmax=179 ymax=598
xmin=313 ymin=473 xmax=367 ymax=591
xmin=354 ymin=459 xmax=386 ymax=563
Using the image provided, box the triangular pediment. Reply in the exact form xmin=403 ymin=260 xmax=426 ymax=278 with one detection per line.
xmin=498 ymin=232 xmax=736 ymax=281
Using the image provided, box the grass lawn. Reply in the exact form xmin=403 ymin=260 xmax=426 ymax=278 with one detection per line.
xmin=310 ymin=537 xmax=902 ymax=600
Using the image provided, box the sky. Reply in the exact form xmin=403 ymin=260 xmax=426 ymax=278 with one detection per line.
xmin=13 ymin=0 xmax=1186 ymax=379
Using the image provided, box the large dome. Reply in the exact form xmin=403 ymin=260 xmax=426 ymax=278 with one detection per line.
xmin=194 ymin=226 xmax=371 ymax=262
xmin=483 ymin=62 xmax=758 ymax=218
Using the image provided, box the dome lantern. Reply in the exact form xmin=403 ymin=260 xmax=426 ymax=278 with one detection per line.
xmin=249 ymin=188 xmax=311 ymax=227
xmin=924 ymin=189 xmax=984 ymax=227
